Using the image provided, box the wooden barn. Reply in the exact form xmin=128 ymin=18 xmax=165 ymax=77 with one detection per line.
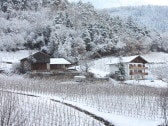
xmin=20 ymin=52 xmax=50 ymax=72
xmin=50 ymin=58 xmax=71 ymax=70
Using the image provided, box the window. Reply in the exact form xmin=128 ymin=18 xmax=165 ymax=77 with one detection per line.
xmin=138 ymin=64 xmax=141 ymax=67
xmin=130 ymin=70 xmax=133 ymax=75
xmin=134 ymin=70 xmax=137 ymax=73
xmin=138 ymin=70 xmax=142 ymax=73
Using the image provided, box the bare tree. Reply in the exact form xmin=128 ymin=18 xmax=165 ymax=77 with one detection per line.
xmin=78 ymin=59 xmax=93 ymax=73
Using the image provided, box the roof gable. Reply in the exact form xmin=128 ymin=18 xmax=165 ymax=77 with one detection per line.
xmin=20 ymin=52 xmax=50 ymax=63
xmin=107 ymin=55 xmax=148 ymax=65
xmin=130 ymin=56 xmax=148 ymax=63
xmin=32 ymin=52 xmax=50 ymax=58
xmin=32 ymin=52 xmax=50 ymax=63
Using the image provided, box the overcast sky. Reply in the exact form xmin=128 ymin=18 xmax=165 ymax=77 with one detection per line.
xmin=68 ymin=0 xmax=168 ymax=9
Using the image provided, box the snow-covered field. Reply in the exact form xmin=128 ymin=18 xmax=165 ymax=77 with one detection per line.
xmin=0 ymin=51 xmax=168 ymax=125
xmin=124 ymin=80 xmax=168 ymax=88
xmin=0 ymin=50 xmax=36 ymax=63
xmin=0 ymin=75 xmax=166 ymax=126
xmin=142 ymin=52 xmax=168 ymax=63
xmin=0 ymin=50 xmax=37 ymax=71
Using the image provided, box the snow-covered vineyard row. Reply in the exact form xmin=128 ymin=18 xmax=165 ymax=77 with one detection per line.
xmin=0 ymin=91 xmax=104 ymax=126
xmin=0 ymin=75 xmax=166 ymax=122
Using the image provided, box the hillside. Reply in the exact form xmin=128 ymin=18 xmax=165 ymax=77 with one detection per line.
xmin=108 ymin=5 xmax=168 ymax=33
xmin=89 ymin=52 xmax=168 ymax=80
xmin=0 ymin=1 xmax=167 ymax=62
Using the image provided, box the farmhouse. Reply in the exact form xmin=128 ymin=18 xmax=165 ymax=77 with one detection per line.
xmin=107 ymin=55 xmax=148 ymax=80
xmin=20 ymin=52 xmax=71 ymax=72
xmin=50 ymin=58 xmax=71 ymax=70
xmin=20 ymin=52 xmax=50 ymax=71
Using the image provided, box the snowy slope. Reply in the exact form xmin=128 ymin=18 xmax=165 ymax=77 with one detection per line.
xmin=143 ymin=52 xmax=168 ymax=63
xmin=108 ymin=5 xmax=168 ymax=32
xmin=0 ymin=50 xmax=37 ymax=63
xmin=124 ymin=80 xmax=168 ymax=88
xmin=0 ymin=50 xmax=37 ymax=71
xmin=89 ymin=52 xmax=168 ymax=80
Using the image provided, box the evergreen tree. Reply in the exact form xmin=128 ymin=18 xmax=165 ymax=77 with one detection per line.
xmin=118 ymin=57 xmax=126 ymax=80
xmin=82 ymin=30 xmax=91 ymax=51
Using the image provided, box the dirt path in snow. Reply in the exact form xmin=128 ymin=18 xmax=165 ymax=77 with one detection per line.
xmin=0 ymin=89 xmax=114 ymax=126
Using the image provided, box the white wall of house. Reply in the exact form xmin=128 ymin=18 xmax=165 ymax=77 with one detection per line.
xmin=109 ymin=63 xmax=148 ymax=80
xmin=109 ymin=64 xmax=118 ymax=75
xmin=47 ymin=63 xmax=50 ymax=70
xmin=124 ymin=63 xmax=129 ymax=80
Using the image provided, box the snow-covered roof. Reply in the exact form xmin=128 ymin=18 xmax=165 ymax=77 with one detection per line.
xmin=106 ymin=55 xmax=138 ymax=65
xmin=50 ymin=58 xmax=71 ymax=65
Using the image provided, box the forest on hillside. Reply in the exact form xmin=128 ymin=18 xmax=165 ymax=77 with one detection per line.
xmin=108 ymin=5 xmax=168 ymax=33
xmin=0 ymin=0 xmax=167 ymax=62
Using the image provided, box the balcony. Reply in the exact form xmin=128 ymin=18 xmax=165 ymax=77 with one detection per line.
xmin=129 ymin=66 xmax=148 ymax=70
xmin=129 ymin=72 xmax=148 ymax=75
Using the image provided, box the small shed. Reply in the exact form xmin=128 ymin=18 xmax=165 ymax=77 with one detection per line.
xmin=20 ymin=52 xmax=50 ymax=71
xmin=50 ymin=58 xmax=71 ymax=70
